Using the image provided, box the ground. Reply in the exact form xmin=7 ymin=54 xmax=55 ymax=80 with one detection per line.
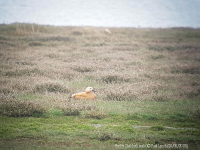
xmin=0 ymin=24 xmax=200 ymax=149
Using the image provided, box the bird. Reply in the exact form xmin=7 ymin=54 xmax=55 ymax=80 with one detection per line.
xmin=72 ymin=87 xmax=96 ymax=100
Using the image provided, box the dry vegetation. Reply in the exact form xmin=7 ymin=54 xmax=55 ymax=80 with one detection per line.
xmin=0 ymin=23 xmax=200 ymax=149
xmin=0 ymin=24 xmax=199 ymax=104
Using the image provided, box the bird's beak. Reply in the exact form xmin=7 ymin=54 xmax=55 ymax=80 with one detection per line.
xmin=92 ymin=89 xmax=96 ymax=93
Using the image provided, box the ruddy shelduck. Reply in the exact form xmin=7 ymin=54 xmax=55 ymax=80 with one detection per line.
xmin=72 ymin=87 xmax=96 ymax=100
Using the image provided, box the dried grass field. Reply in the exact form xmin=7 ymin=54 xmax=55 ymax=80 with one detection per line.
xmin=0 ymin=24 xmax=200 ymax=149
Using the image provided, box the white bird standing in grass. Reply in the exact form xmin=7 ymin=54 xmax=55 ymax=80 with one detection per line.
xmin=72 ymin=87 xmax=96 ymax=100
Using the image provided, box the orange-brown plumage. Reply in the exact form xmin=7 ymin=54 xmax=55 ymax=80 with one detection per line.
xmin=72 ymin=87 xmax=96 ymax=100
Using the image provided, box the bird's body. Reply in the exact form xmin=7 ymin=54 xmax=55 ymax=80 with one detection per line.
xmin=72 ymin=87 xmax=96 ymax=100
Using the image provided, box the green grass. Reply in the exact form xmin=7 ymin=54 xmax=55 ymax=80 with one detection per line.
xmin=0 ymin=23 xmax=200 ymax=149
xmin=1 ymin=99 xmax=200 ymax=149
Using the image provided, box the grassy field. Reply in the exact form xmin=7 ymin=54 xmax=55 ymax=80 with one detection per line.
xmin=0 ymin=23 xmax=200 ymax=149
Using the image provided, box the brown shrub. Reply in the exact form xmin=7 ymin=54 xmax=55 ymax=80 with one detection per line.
xmin=61 ymin=107 xmax=80 ymax=116
xmin=85 ymin=111 xmax=108 ymax=119
xmin=171 ymin=66 xmax=200 ymax=75
xmin=5 ymin=69 xmax=43 ymax=77
xmin=105 ymin=91 xmax=137 ymax=101
xmin=40 ymin=36 xmax=70 ymax=42
xmin=0 ymin=100 xmax=46 ymax=117
xmin=101 ymin=75 xmax=131 ymax=84
xmin=34 ymin=83 xmax=68 ymax=93
xmin=73 ymin=67 xmax=93 ymax=73
xmin=58 ymin=100 xmax=97 ymax=116
xmin=72 ymin=31 xmax=83 ymax=36
xmin=29 ymin=42 xmax=43 ymax=46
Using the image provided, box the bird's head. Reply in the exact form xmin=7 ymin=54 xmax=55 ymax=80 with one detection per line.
xmin=85 ymin=87 xmax=95 ymax=93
